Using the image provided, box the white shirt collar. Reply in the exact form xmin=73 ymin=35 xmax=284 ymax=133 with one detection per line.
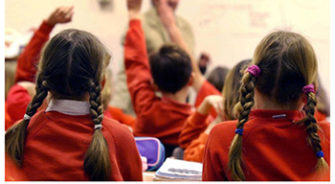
xmin=46 ymin=99 xmax=90 ymax=115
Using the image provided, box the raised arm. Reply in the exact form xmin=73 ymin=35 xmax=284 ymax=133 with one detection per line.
xmin=156 ymin=0 xmax=205 ymax=91
xmin=179 ymin=95 xmax=224 ymax=149
xmin=15 ymin=6 xmax=74 ymax=83
xmin=125 ymin=0 xmax=158 ymax=114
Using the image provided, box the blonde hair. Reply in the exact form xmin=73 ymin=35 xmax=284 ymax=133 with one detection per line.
xmin=228 ymin=31 xmax=328 ymax=180
xmin=222 ymin=59 xmax=251 ymax=120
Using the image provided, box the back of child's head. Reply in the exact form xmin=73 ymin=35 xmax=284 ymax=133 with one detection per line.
xmin=223 ymin=59 xmax=251 ymax=120
xmin=206 ymin=66 xmax=229 ymax=92
xmin=5 ymin=29 xmax=112 ymax=181
xmin=149 ymin=44 xmax=192 ymax=94
xmin=227 ymin=31 xmax=328 ymax=180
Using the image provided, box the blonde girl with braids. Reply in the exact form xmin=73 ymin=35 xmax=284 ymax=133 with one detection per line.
xmin=202 ymin=31 xmax=329 ymax=181
xmin=5 ymin=28 xmax=142 ymax=181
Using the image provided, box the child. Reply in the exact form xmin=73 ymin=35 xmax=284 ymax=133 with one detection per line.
xmin=202 ymin=31 xmax=330 ymax=181
xmin=5 ymin=28 xmax=142 ymax=181
xmin=5 ymin=6 xmax=135 ymax=130
xmin=179 ymin=59 xmax=251 ymax=162
xmin=125 ymin=0 xmax=219 ymax=156
xmin=206 ymin=66 xmax=230 ymax=92
xmin=5 ymin=6 xmax=74 ymax=130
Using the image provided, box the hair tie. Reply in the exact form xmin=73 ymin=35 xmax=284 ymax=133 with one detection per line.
xmin=235 ymin=128 xmax=243 ymax=135
xmin=302 ymin=84 xmax=315 ymax=94
xmin=94 ymin=124 xmax=103 ymax=130
xmin=24 ymin=114 xmax=31 ymax=121
xmin=316 ymin=151 xmax=324 ymax=158
xmin=247 ymin=65 xmax=261 ymax=77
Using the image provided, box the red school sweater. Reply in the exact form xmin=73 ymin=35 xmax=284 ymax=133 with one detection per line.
xmin=6 ymin=21 xmax=53 ymax=130
xmin=124 ymin=20 xmax=217 ymax=145
xmin=5 ymin=111 xmax=142 ymax=181
xmin=202 ymin=109 xmax=330 ymax=181
xmin=124 ymin=20 xmax=192 ymax=145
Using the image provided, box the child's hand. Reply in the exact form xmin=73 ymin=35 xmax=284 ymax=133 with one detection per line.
xmin=157 ymin=0 xmax=175 ymax=27
xmin=127 ymin=0 xmax=142 ymax=20
xmin=197 ymin=95 xmax=224 ymax=119
xmin=46 ymin=6 xmax=74 ymax=26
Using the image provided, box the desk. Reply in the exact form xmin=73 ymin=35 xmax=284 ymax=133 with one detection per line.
xmin=143 ymin=171 xmax=155 ymax=181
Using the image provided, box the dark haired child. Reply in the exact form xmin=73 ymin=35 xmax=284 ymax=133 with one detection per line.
xmin=5 ymin=6 xmax=74 ymax=130
xmin=5 ymin=26 xmax=142 ymax=181
xmin=202 ymin=31 xmax=330 ymax=181
xmin=206 ymin=66 xmax=230 ymax=92
xmin=5 ymin=7 xmax=135 ymax=131
xmin=125 ymin=0 xmax=220 ymax=157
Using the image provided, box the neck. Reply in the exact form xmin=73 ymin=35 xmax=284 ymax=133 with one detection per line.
xmin=253 ymin=89 xmax=302 ymax=111
xmin=52 ymin=92 xmax=90 ymax=101
xmin=162 ymin=87 xmax=189 ymax=104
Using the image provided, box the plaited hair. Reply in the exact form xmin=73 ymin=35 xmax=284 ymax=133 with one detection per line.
xmin=227 ymin=31 xmax=328 ymax=180
xmin=5 ymin=29 xmax=111 ymax=180
xmin=223 ymin=59 xmax=251 ymax=120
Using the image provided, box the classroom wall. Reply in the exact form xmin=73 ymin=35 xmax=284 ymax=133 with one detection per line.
xmin=5 ymin=0 xmax=330 ymax=94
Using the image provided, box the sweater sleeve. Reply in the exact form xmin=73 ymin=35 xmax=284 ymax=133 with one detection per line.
xmin=15 ymin=21 xmax=54 ymax=83
xmin=124 ymin=19 xmax=157 ymax=115
xmin=178 ymin=111 xmax=209 ymax=149
xmin=5 ymin=84 xmax=32 ymax=129
xmin=183 ymin=133 xmax=209 ymax=162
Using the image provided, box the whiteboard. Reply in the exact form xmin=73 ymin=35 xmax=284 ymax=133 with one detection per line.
xmin=176 ymin=0 xmax=330 ymax=93
xmin=5 ymin=0 xmax=330 ymax=94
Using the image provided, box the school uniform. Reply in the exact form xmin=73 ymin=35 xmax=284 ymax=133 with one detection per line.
xmin=178 ymin=80 xmax=220 ymax=162
xmin=5 ymin=21 xmax=52 ymax=130
xmin=5 ymin=20 xmax=135 ymax=130
xmin=5 ymin=99 xmax=143 ymax=181
xmin=15 ymin=21 xmax=54 ymax=83
xmin=178 ymin=111 xmax=211 ymax=162
xmin=105 ymin=106 xmax=135 ymax=127
xmin=124 ymin=20 xmax=216 ymax=154
xmin=203 ymin=109 xmax=330 ymax=181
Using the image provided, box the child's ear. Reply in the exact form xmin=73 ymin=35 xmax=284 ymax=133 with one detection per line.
xmin=150 ymin=80 xmax=160 ymax=91
xmin=152 ymin=83 xmax=159 ymax=91
xmin=187 ymin=72 xmax=195 ymax=86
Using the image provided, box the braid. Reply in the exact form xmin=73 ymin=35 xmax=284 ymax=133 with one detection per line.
xmin=228 ymin=73 xmax=256 ymax=181
xmin=302 ymin=92 xmax=329 ymax=171
xmin=5 ymin=80 xmax=49 ymax=166
xmin=83 ymin=79 xmax=111 ymax=181
xmin=88 ymin=80 xmax=104 ymax=125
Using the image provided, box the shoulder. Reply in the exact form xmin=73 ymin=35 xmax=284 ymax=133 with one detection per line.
xmin=317 ymin=120 xmax=330 ymax=141
xmin=102 ymin=117 xmax=134 ymax=144
xmin=207 ymin=120 xmax=237 ymax=147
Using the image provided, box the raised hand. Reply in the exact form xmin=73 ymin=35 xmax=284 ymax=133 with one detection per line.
xmin=45 ymin=6 xmax=74 ymax=26
xmin=197 ymin=95 xmax=225 ymax=119
xmin=127 ymin=0 xmax=142 ymax=20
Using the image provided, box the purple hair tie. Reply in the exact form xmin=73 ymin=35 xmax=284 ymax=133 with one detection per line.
xmin=247 ymin=65 xmax=261 ymax=77
xmin=302 ymin=84 xmax=315 ymax=94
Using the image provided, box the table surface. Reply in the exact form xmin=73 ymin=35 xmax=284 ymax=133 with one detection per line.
xmin=143 ymin=171 xmax=156 ymax=181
